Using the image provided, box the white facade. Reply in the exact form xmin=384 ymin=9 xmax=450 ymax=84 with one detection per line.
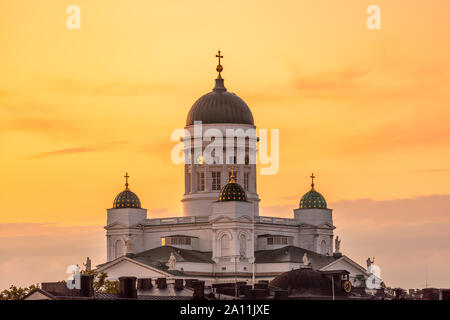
xmin=102 ymin=70 xmax=370 ymax=285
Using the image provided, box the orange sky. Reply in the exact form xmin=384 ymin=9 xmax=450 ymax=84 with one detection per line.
xmin=1 ymin=0 xmax=450 ymax=290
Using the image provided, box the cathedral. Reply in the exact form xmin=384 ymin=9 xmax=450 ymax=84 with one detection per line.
xmin=97 ymin=53 xmax=370 ymax=286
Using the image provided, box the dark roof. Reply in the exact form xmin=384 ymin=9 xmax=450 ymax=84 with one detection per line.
xmin=186 ymin=78 xmax=254 ymax=126
xmin=24 ymin=288 xmax=193 ymax=301
xmin=218 ymin=181 xmax=247 ymax=202
xmin=269 ymin=268 xmax=348 ymax=297
xmin=123 ymin=246 xmax=214 ymax=274
xmin=22 ymin=288 xmax=58 ymax=300
xmin=113 ymin=188 xmax=141 ymax=209
xmin=255 ymin=246 xmax=337 ymax=269
xmin=95 ymin=284 xmax=194 ymax=300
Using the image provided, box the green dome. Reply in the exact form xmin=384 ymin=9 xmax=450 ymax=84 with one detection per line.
xmin=299 ymin=189 xmax=327 ymax=209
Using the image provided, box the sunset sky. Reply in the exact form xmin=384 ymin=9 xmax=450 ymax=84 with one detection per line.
xmin=1 ymin=0 xmax=450 ymax=290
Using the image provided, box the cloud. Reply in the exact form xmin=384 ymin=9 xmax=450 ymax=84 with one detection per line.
xmin=409 ymin=168 xmax=450 ymax=173
xmin=24 ymin=141 xmax=127 ymax=160
xmin=293 ymin=68 xmax=371 ymax=93
xmin=262 ymin=194 xmax=450 ymax=288
xmin=331 ymin=194 xmax=450 ymax=228
xmin=335 ymin=116 xmax=450 ymax=155
xmin=53 ymin=79 xmax=173 ymax=97
xmin=289 ymin=53 xmax=449 ymax=102
xmin=0 ymin=223 xmax=104 ymax=291
xmin=6 ymin=116 xmax=80 ymax=136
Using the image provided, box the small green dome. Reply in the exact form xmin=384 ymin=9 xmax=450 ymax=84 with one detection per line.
xmin=299 ymin=173 xmax=327 ymax=209
xmin=299 ymin=189 xmax=327 ymax=209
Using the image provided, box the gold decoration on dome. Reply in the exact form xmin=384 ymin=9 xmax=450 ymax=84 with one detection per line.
xmin=310 ymin=173 xmax=315 ymax=190
xmin=229 ymin=165 xmax=236 ymax=183
xmin=216 ymin=50 xmax=224 ymax=79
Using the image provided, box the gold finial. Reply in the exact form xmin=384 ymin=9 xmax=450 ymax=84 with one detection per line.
xmin=124 ymin=172 xmax=130 ymax=190
xmin=310 ymin=173 xmax=315 ymax=189
xmin=230 ymin=165 xmax=236 ymax=183
xmin=216 ymin=50 xmax=224 ymax=79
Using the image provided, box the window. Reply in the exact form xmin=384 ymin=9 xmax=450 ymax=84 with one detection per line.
xmin=187 ymin=173 xmax=191 ymax=193
xmin=244 ymin=172 xmax=249 ymax=191
xmin=115 ymin=239 xmax=124 ymax=258
xmin=320 ymin=240 xmax=327 ymax=255
xmin=239 ymin=234 xmax=247 ymax=257
xmin=164 ymin=236 xmax=192 ymax=246
xmin=212 ymin=172 xmax=221 ymax=190
xmin=197 ymin=172 xmax=205 ymax=191
xmin=266 ymin=236 xmax=291 ymax=245
xmin=220 ymin=234 xmax=231 ymax=257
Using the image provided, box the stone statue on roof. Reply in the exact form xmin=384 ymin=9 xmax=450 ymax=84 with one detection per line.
xmin=366 ymin=257 xmax=375 ymax=269
xmin=302 ymin=253 xmax=310 ymax=266
xmin=83 ymin=257 xmax=91 ymax=271
xmin=168 ymin=252 xmax=177 ymax=270
xmin=124 ymin=237 xmax=132 ymax=254
xmin=335 ymin=236 xmax=341 ymax=253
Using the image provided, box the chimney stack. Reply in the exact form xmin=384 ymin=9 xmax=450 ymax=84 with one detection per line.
xmin=174 ymin=279 xmax=184 ymax=291
xmin=119 ymin=277 xmax=137 ymax=299
xmin=192 ymin=280 xmax=205 ymax=300
xmin=137 ymin=278 xmax=153 ymax=290
xmin=80 ymin=274 xmax=94 ymax=297
xmin=156 ymin=278 xmax=167 ymax=289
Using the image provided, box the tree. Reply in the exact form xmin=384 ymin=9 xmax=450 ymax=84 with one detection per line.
xmin=0 ymin=284 xmax=40 ymax=300
xmin=81 ymin=269 xmax=119 ymax=294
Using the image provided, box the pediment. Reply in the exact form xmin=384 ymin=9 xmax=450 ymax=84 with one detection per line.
xmin=210 ymin=214 xmax=253 ymax=224
xmin=96 ymin=257 xmax=172 ymax=278
xmin=104 ymin=221 xmax=128 ymax=229
xmin=318 ymin=222 xmax=335 ymax=229
xmin=320 ymin=256 xmax=369 ymax=276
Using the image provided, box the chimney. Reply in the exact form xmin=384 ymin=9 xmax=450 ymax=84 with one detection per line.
xmin=119 ymin=277 xmax=137 ymax=299
xmin=137 ymin=278 xmax=153 ymax=290
xmin=273 ymin=289 xmax=289 ymax=300
xmin=185 ymin=279 xmax=199 ymax=288
xmin=192 ymin=280 xmax=205 ymax=300
xmin=174 ymin=279 xmax=184 ymax=291
xmin=80 ymin=274 xmax=94 ymax=297
xmin=156 ymin=278 xmax=167 ymax=289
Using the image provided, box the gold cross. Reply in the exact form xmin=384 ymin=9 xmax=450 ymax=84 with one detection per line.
xmin=124 ymin=172 xmax=130 ymax=189
xmin=310 ymin=173 xmax=315 ymax=189
xmin=216 ymin=50 xmax=223 ymax=65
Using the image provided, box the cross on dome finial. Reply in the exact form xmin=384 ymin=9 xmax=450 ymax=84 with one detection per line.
xmin=124 ymin=172 xmax=130 ymax=190
xmin=229 ymin=165 xmax=236 ymax=183
xmin=310 ymin=173 xmax=315 ymax=189
xmin=216 ymin=50 xmax=224 ymax=79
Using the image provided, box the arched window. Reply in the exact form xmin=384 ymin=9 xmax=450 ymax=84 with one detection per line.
xmin=115 ymin=239 xmax=125 ymax=258
xmin=220 ymin=234 xmax=231 ymax=257
xmin=320 ymin=240 xmax=327 ymax=255
xmin=239 ymin=234 xmax=247 ymax=257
